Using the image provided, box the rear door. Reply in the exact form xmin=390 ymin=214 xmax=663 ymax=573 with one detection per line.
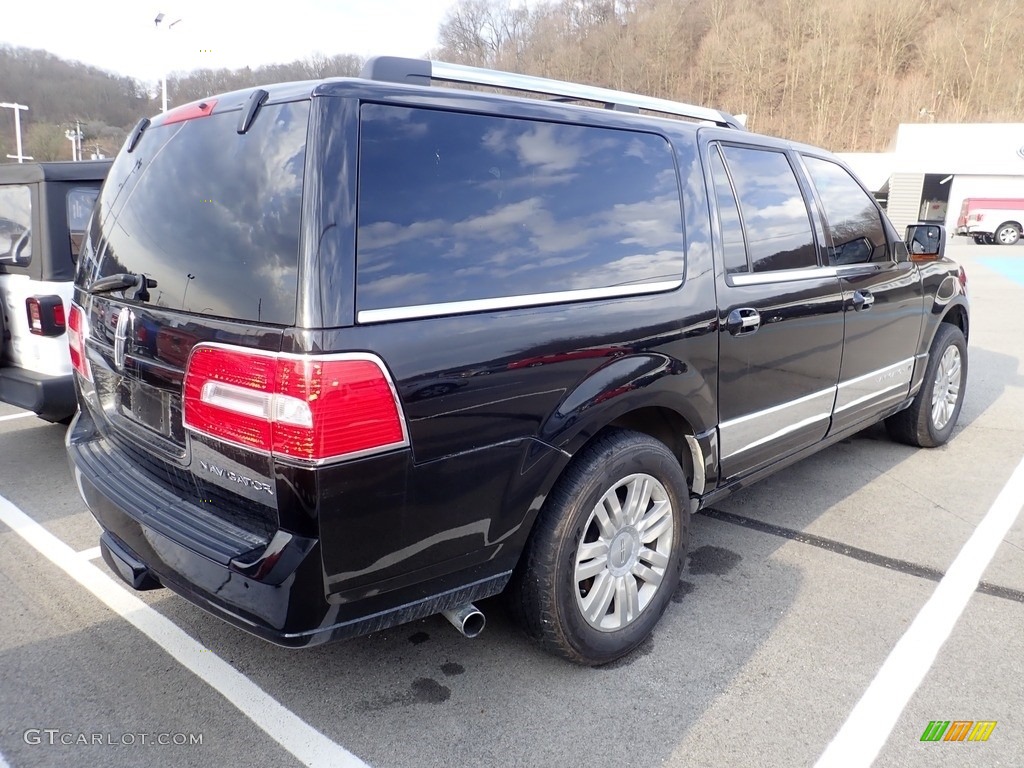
xmin=77 ymin=97 xmax=310 ymax=545
xmin=798 ymin=154 xmax=923 ymax=435
xmin=703 ymin=135 xmax=844 ymax=482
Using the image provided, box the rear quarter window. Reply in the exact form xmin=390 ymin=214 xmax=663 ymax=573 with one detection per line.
xmin=355 ymin=105 xmax=684 ymax=319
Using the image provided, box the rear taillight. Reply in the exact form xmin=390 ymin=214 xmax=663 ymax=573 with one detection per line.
xmin=182 ymin=344 xmax=408 ymax=463
xmin=26 ymin=296 xmax=66 ymax=336
xmin=68 ymin=303 xmax=91 ymax=380
xmin=958 ymin=265 xmax=968 ymax=293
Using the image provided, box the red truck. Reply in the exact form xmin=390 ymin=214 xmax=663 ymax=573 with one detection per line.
xmin=955 ymin=197 xmax=1024 ymax=245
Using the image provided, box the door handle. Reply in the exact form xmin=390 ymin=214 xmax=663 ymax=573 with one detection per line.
xmin=726 ymin=307 xmax=760 ymax=335
xmin=852 ymin=290 xmax=875 ymax=311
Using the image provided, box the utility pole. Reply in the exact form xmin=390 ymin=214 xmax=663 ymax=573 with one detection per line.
xmin=1 ymin=102 xmax=32 ymax=163
xmin=65 ymin=120 xmax=83 ymax=161
xmin=154 ymin=13 xmax=183 ymax=113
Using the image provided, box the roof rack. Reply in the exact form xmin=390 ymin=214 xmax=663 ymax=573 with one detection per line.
xmin=360 ymin=56 xmax=744 ymax=129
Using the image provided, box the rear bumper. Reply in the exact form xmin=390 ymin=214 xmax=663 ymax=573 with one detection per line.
xmin=0 ymin=366 xmax=75 ymax=421
xmin=65 ymin=408 xmax=508 ymax=647
xmin=955 ymin=225 xmax=988 ymax=236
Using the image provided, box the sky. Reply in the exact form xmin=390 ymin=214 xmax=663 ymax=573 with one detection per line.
xmin=2 ymin=0 xmax=474 ymax=85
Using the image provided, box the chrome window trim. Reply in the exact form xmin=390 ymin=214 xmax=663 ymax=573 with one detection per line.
xmin=357 ymin=279 xmax=683 ymax=324
xmin=834 ymin=358 xmax=915 ymax=414
xmin=719 ymin=386 xmax=836 ymax=460
xmin=729 ymin=266 xmax=842 ymax=286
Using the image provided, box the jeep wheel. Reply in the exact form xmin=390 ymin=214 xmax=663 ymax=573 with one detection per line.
xmin=995 ymin=223 xmax=1021 ymax=245
xmin=886 ymin=323 xmax=967 ymax=447
xmin=509 ymin=429 xmax=689 ymax=665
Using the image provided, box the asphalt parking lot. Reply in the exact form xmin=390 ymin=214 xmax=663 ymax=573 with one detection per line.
xmin=1 ymin=241 xmax=1021 ymax=768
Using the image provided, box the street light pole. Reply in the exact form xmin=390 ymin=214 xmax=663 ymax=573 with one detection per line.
xmin=154 ymin=12 xmax=183 ymax=113
xmin=1 ymin=102 xmax=32 ymax=163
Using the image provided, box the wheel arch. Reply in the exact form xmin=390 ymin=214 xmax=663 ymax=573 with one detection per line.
xmin=536 ymin=353 xmax=714 ymax=491
xmin=940 ymin=302 xmax=969 ymax=342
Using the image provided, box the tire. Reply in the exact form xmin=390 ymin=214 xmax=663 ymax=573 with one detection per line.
xmin=972 ymin=235 xmax=986 ymax=245
xmin=995 ymin=223 xmax=1021 ymax=246
xmin=983 ymin=234 xmax=995 ymax=245
xmin=508 ymin=429 xmax=689 ymax=665
xmin=886 ymin=323 xmax=967 ymax=448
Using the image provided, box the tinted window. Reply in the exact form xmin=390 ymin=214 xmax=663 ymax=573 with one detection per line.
xmin=709 ymin=146 xmax=747 ymax=275
xmin=0 ymin=184 xmax=32 ymax=268
xmin=720 ymin=146 xmax=816 ymax=273
xmin=803 ymin=156 xmax=887 ymax=265
xmin=67 ymin=187 xmax=99 ymax=261
xmin=89 ymin=101 xmax=309 ymax=325
xmin=356 ymin=105 xmax=683 ymax=314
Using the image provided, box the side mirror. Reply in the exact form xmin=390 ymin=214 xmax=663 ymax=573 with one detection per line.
xmin=905 ymin=223 xmax=945 ymax=262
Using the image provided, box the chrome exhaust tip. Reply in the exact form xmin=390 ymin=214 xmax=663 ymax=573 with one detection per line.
xmin=441 ymin=603 xmax=485 ymax=638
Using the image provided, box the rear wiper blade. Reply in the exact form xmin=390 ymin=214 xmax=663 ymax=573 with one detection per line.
xmin=87 ymin=273 xmax=157 ymax=301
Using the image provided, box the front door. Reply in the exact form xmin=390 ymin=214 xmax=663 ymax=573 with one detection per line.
xmin=798 ymin=154 xmax=923 ymax=435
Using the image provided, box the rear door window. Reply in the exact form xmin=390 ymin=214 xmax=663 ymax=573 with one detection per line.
xmin=355 ymin=105 xmax=684 ymax=319
xmin=0 ymin=184 xmax=32 ymax=268
xmin=719 ymin=145 xmax=817 ymax=273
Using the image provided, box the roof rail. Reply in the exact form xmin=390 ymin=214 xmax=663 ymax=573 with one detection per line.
xmin=360 ymin=56 xmax=744 ymax=129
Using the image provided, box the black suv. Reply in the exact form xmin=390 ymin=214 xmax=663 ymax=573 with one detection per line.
xmin=67 ymin=58 xmax=969 ymax=665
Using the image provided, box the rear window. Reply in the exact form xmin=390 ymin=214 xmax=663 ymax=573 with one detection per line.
xmin=355 ymin=105 xmax=684 ymax=319
xmin=67 ymin=187 xmax=99 ymax=261
xmin=0 ymin=184 xmax=32 ymax=268
xmin=87 ymin=100 xmax=309 ymax=326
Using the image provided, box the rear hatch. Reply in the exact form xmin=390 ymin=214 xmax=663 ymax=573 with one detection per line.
xmin=75 ymin=95 xmax=310 ymax=547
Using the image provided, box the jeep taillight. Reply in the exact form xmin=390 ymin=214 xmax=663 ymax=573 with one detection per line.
xmin=68 ymin=303 xmax=91 ymax=380
xmin=27 ymin=296 xmax=66 ymax=336
xmin=182 ymin=344 xmax=408 ymax=463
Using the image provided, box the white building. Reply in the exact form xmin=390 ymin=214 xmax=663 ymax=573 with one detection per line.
xmin=838 ymin=123 xmax=1024 ymax=239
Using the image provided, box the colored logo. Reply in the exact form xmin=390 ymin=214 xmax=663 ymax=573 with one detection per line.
xmin=920 ymin=721 xmax=997 ymax=742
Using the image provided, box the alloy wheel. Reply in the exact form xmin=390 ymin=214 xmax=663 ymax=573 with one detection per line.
xmin=931 ymin=345 xmax=962 ymax=430
xmin=574 ymin=473 xmax=674 ymax=632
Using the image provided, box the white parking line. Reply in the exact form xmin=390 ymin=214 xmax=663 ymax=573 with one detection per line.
xmin=77 ymin=546 xmax=102 ymax=560
xmin=0 ymin=493 xmax=370 ymax=768
xmin=816 ymin=455 xmax=1024 ymax=767
xmin=0 ymin=412 xmax=35 ymax=423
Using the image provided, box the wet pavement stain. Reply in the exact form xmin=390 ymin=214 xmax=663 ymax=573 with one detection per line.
xmin=408 ymin=631 xmax=430 ymax=645
xmin=688 ymin=545 xmax=742 ymax=576
xmin=672 ymin=580 xmax=695 ymax=603
xmin=440 ymin=662 xmax=465 ymax=676
xmin=412 ymin=677 xmax=451 ymax=703
xmin=356 ymin=677 xmax=452 ymax=711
